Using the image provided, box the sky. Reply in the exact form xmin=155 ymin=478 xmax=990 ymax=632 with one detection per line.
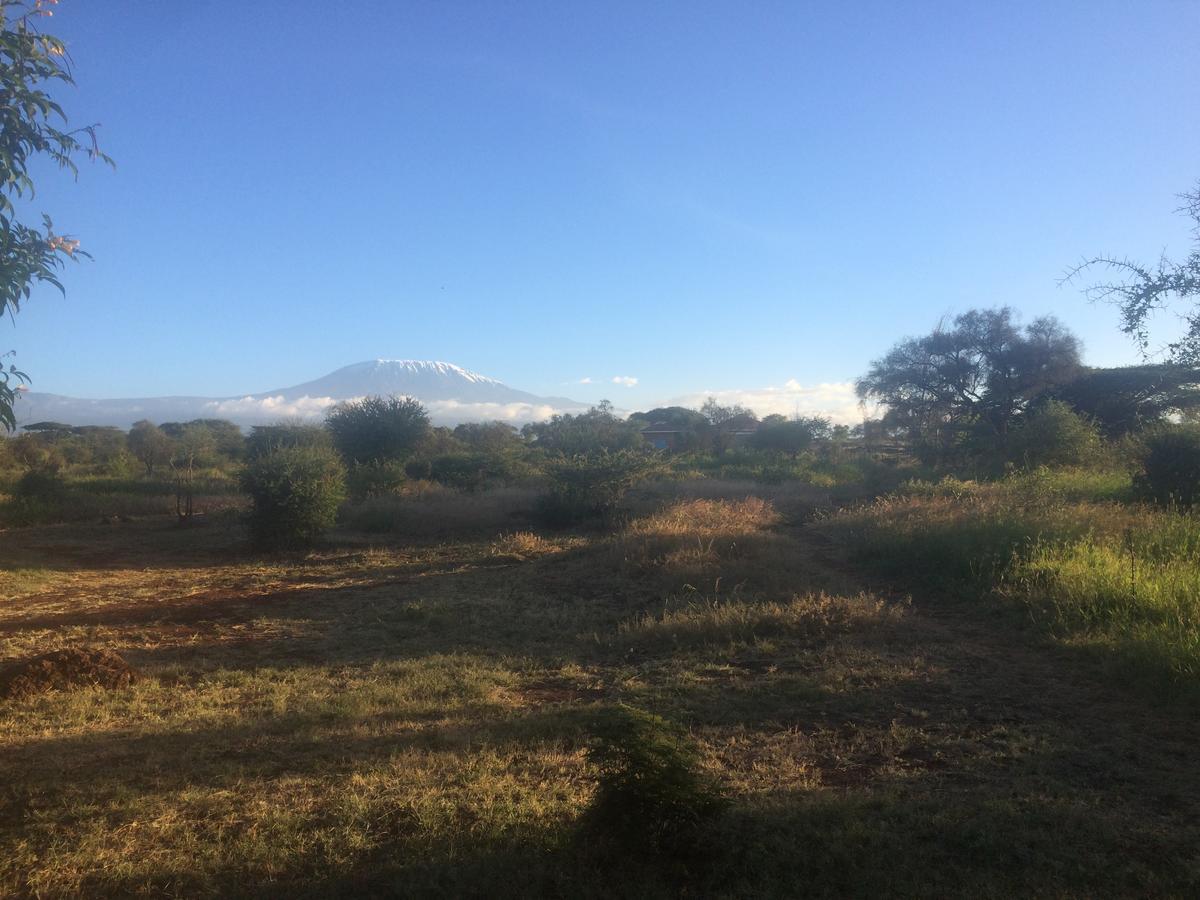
xmin=9 ymin=0 xmax=1200 ymax=423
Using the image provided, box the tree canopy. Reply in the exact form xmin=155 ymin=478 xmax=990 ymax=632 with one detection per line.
xmin=1 ymin=0 xmax=113 ymax=430
xmin=1049 ymin=364 xmax=1200 ymax=437
xmin=325 ymin=395 xmax=431 ymax=465
xmin=856 ymin=307 xmax=1081 ymax=459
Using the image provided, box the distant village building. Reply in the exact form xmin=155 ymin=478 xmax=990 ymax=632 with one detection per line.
xmin=639 ymin=419 xmax=760 ymax=451
xmin=640 ymin=423 xmax=682 ymax=451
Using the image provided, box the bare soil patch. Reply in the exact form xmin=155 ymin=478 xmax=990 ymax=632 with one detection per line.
xmin=0 ymin=647 xmax=139 ymax=702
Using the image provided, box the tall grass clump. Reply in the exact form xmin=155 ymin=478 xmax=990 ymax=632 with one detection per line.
xmin=240 ymin=445 xmax=346 ymax=549
xmin=1010 ymin=512 xmax=1200 ymax=692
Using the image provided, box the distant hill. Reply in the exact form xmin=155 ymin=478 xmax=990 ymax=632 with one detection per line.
xmin=15 ymin=360 xmax=588 ymax=429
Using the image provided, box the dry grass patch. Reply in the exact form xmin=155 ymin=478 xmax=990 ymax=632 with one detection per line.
xmin=618 ymin=591 xmax=906 ymax=651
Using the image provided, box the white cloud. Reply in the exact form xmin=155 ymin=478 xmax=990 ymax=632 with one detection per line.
xmin=611 ymin=376 xmax=638 ymax=387
xmin=670 ymin=381 xmax=863 ymax=425
xmin=423 ymin=398 xmax=588 ymax=425
xmin=203 ymin=394 xmax=344 ymax=420
xmin=577 ymin=377 xmax=594 ymax=384
xmin=200 ymin=394 xmax=588 ymax=427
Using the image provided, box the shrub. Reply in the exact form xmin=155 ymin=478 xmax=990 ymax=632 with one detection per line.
xmin=1137 ymin=426 xmax=1200 ymax=507
xmin=1007 ymin=400 xmax=1104 ymax=469
xmin=326 ymin=395 xmax=430 ymax=465
xmin=346 ymin=459 xmax=407 ymax=501
xmin=538 ymin=450 xmax=661 ymax=524
xmin=584 ymin=706 xmax=725 ymax=858
xmin=14 ymin=466 xmax=67 ymax=501
xmin=245 ymin=422 xmax=331 ymax=460
xmin=240 ymin=446 xmax=346 ymax=548
xmin=424 ymin=451 xmax=529 ymax=492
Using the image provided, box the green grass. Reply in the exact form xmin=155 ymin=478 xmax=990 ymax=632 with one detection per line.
xmin=826 ymin=468 xmax=1200 ymax=702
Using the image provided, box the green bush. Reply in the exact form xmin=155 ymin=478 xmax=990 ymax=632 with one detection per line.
xmin=346 ymin=459 xmax=407 ymax=501
xmin=1138 ymin=426 xmax=1200 ymax=507
xmin=422 ymin=451 xmax=530 ymax=492
xmin=326 ymin=395 xmax=430 ymax=465
xmin=1007 ymin=400 xmax=1104 ymax=469
xmin=14 ymin=466 xmax=67 ymax=501
xmin=539 ymin=450 xmax=661 ymax=524
xmin=240 ymin=446 xmax=346 ymax=548
xmin=584 ymin=706 xmax=725 ymax=858
xmin=244 ymin=423 xmax=331 ymax=460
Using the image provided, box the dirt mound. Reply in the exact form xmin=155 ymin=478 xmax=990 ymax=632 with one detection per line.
xmin=0 ymin=648 xmax=139 ymax=702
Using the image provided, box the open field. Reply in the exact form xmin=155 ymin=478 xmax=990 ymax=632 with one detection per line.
xmin=2 ymin=479 xmax=1199 ymax=897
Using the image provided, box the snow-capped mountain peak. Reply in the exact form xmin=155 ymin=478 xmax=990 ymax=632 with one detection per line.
xmin=14 ymin=359 xmax=587 ymax=429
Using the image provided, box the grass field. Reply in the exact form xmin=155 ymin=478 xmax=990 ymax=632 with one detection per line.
xmin=2 ymin=477 xmax=1199 ymax=897
xmin=826 ymin=469 xmax=1200 ymax=703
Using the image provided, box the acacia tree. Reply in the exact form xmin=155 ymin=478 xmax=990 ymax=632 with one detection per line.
xmin=127 ymin=419 xmax=172 ymax=476
xmin=1049 ymin=364 xmax=1200 ymax=437
xmin=1 ymin=0 xmax=113 ymax=430
xmin=856 ymin=308 xmax=1081 ymax=461
xmin=1065 ymin=182 xmax=1200 ymax=365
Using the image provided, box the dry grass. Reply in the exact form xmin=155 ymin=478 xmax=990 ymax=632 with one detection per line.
xmin=0 ymin=479 xmax=1198 ymax=896
xmin=617 ymin=591 xmax=906 ymax=651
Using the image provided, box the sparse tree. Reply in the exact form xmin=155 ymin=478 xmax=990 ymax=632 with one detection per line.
xmin=1066 ymin=181 xmax=1200 ymax=366
xmin=1 ymin=0 xmax=114 ymax=430
xmin=170 ymin=423 xmax=216 ymax=522
xmin=161 ymin=419 xmax=243 ymax=462
xmin=127 ymin=420 xmax=173 ymax=476
xmin=700 ymin=398 xmax=759 ymax=455
xmin=522 ymin=401 xmax=644 ymax=455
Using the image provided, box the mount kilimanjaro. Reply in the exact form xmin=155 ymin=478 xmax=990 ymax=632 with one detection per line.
xmin=15 ymin=360 xmax=588 ymax=430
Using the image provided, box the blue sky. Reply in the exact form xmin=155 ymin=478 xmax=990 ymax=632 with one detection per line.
xmin=11 ymin=0 xmax=1200 ymax=419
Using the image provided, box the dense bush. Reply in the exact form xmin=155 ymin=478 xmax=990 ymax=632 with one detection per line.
xmin=584 ymin=706 xmax=725 ymax=858
xmin=523 ymin=402 xmax=645 ymax=455
xmin=1006 ymin=400 xmax=1104 ymax=469
xmin=1137 ymin=426 xmax=1200 ymax=507
xmin=346 ymin=459 xmax=407 ymax=500
xmin=326 ymin=395 xmax=430 ymax=464
xmin=240 ymin=446 xmax=346 ymax=548
xmin=244 ymin=422 xmax=331 ymax=459
xmin=421 ymin=450 xmax=531 ymax=492
xmin=14 ymin=466 xmax=67 ymax=501
xmin=538 ymin=450 xmax=661 ymax=524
